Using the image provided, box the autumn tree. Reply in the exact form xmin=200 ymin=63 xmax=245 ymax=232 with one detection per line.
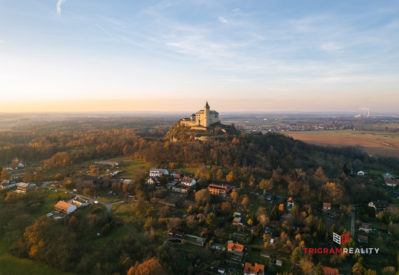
xmin=322 ymin=182 xmax=345 ymax=203
xmin=43 ymin=152 xmax=71 ymax=169
xmin=259 ymin=178 xmax=273 ymax=194
xmin=220 ymin=201 xmax=232 ymax=213
xmin=226 ymin=171 xmax=235 ymax=183
xmin=291 ymin=247 xmax=303 ymax=264
xmin=240 ymin=195 xmax=250 ymax=209
xmin=256 ymin=207 xmax=269 ymax=227
xmin=315 ymin=263 xmax=323 ymax=275
xmin=216 ymin=169 xmax=224 ymax=181
xmin=127 ymin=257 xmax=164 ymax=275
xmin=299 ymin=258 xmax=314 ymax=275
xmin=230 ymin=189 xmax=239 ymax=204
xmin=313 ymin=166 xmax=328 ymax=185
xmin=195 ymin=189 xmax=210 ymax=204
xmin=1 ymin=168 xmax=9 ymax=181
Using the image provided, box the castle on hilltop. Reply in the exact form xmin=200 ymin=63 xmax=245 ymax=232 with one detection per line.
xmin=179 ymin=101 xmax=220 ymax=128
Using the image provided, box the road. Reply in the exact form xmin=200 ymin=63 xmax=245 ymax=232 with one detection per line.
xmin=351 ymin=204 xmax=356 ymax=237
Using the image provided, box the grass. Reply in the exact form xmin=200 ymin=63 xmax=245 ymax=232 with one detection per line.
xmin=92 ymin=226 xmax=132 ymax=249
xmin=111 ymin=157 xmax=151 ymax=178
xmin=40 ymin=190 xmax=73 ymax=213
xmin=287 ymin=130 xmax=399 ymax=158
xmin=0 ymin=190 xmax=75 ymax=275
xmin=0 ymin=254 xmax=73 ymax=275
xmin=0 ymin=238 xmax=72 ymax=275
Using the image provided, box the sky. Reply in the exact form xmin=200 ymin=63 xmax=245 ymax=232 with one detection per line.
xmin=0 ymin=0 xmax=398 ymax=113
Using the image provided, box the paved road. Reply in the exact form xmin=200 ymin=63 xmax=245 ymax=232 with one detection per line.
xmin=351 ymin=204 xmax=356 ymax=236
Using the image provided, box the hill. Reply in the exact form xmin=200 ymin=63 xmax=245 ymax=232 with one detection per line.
xmin=165 ymin=122 xmax=239 ymax=142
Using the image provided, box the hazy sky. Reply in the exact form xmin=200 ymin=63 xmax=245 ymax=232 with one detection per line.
xmin=0 ymin=0 xmax=398 ymax=112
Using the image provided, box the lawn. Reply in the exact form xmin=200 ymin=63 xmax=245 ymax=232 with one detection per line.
xmin=0 ymin=238 xmax=72 ymax=275
xmin=0 ymin=190 xmax=76 ymax=275
xmin=112 ymin=157 xmax=151 ymax=178
xmin=0 ymin=254 xmax=73 ymax=275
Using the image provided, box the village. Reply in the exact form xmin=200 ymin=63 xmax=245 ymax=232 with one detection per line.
xmin=2 ymin=155 xmax=398 ymax=274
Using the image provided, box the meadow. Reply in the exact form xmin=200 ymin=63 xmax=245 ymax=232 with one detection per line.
xmin=287 ymin=130 xmax=399 ymax=158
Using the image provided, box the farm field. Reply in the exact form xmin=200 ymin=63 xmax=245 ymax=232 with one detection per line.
xmin=287 ymin=130 xmax=399 ymax=158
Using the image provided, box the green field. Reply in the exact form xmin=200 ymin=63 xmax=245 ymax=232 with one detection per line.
xmin=0 ymin=190 xmax=74 ymax=275
xmin=0 ymin=253 xmax=72 ymax=275
xmin=0 ymin=236 xmax=71 ymax=275
xmin=109 ymin=157 xmax=151 ymax=178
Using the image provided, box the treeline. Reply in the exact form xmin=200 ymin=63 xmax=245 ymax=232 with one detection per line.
xmin=2 ymin=126 xmax=389 ymax=172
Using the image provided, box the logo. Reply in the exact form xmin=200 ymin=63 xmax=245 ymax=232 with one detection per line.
xmin=333 ymin=232 xmax=350 ymax=245
xmin=303 ymin=230 xmax=380 ymax=255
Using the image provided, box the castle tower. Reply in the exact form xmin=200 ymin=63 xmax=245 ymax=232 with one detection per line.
xmin=204 ymin=101 xmax=210 ymax=127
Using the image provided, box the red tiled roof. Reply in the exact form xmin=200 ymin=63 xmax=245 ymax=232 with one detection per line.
xmin=55 ymin=201 xmax=72 ymax=211
xmin=244 ymin=262 xmax=264 ymax=274
xmin=227 ymin=241 xmax=244 ymax=253
xmin=323 ymin=266 xmax=339 ymax=275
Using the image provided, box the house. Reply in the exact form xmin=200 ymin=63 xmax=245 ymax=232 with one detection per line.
xmin=227 ymin=241 xmax=244 ymax=256
xmin=385 ymin=177 xmax=399 ymax=187
xmin=323 ymin=202 xmax=332 ymax=211
xmin=357 ymin=170 xmax=365 ymax=176
xmin=287 ymin=197 xmax=295 ymax=209
xmin=146 ymin=177 xmax=160 ymax=185
xmin=323 ymin=266 xmax=339 ymax=275
xmin=15 ymin=182 xmax=36 ymax=194
xmin=72 ymin=196 xmax=89 ymax=207
xmin=208 ymin=183 xmax=230 ymax=197
xmin=368 ymin=200 xmax=389 ymax=212
xmin=196 ymin=213 xmax=206 ymax=220
xmin=172 ymin=186 xmax=188 ymax=193
xmin=110 ymin=170 xmax=120 ymax=177
xmin=384 ymin=173 xmax=393 ymax=179
xmin=359 ymin=224 xmax=372 ymax=233
xmin=168 ymin=228 xmax=184 ymax=238
xmin=172 ymin=172 xmax=182 ymax=180
xmin=243 ymin=262 xmax=265 ymax=275
xmin=211 ymin=243 xmax=226 ymax=251
xmin=181 ymin=177 xmax=196 ymax=187
xmin=0 ymin=180 xmax=16 ymax=190
xmin=357 ymin=235 xmax=368 ymax=244
xmin=54 ymin=201 xmax=77 ymax=215
xmin=185 ymin=234 xmax=206 ymax=246
xmin=232 ymin=217 xmax=242 ymax=226
xmin=149 ymin=168 xmax=169 ymax=178
xmin=269 ymin=238 xmax=274 ymax=244
xmin=121 ymin=179 xmax=132 ymax=185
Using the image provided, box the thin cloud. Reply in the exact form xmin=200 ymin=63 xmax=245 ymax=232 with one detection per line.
xmin=218 ymin=16 xmax=228 ymax=24
xmin=321 ymin=42 xmax=344 ymax=53
xmin=57 ymin=0 xmax=67 ymax=16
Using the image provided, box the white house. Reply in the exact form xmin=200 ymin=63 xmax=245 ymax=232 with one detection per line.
xmin=146 ymin=177 xmax=159 ymax=185
xmin=359 ymin=224 xmax=372 ymax=233
xmin=15 ymin=182 xmax=36 ymax=194
xmin=181 ymin=177 xmax=196 ymax=187
xmin=149 ymin=168 xmax=169 ymax=178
